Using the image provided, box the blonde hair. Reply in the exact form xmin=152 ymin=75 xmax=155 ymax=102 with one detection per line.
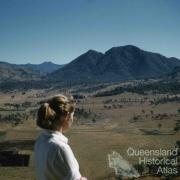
xmin=37 ymin=94 xmax=75 ymax=130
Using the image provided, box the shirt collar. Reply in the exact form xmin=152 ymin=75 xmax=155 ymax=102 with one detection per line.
xmin=43 ymin=129 xmax=68 ymax=144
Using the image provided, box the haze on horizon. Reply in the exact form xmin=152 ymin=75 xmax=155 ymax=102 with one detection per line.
xmin=0 ymin=0 xmax=180 ymax=65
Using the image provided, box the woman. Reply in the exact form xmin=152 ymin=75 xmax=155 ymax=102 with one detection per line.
xmin=34 ymin=94 xmax=87 ymax=180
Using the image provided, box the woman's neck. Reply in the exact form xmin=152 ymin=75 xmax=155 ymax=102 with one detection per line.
xmin=51 ymin=125 xmax=64 ymax=133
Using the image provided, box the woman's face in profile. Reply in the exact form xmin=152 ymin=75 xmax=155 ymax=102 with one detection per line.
xmin=63 ymin=112 xmax=74 ymax=132
xmin=68 ymin=112 xmax=74 ymax=125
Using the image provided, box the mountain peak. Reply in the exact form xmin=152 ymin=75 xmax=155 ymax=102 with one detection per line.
xmin=39 ymin=61 xmax=61 ymax=66
xmin=85 ymin=49 xmax=102 ymax=55
xmin=105 ymin=45 xmax=141 ymax=54
xmin=49 ymin=45 xmax=180 ymax=84
xmin=70 ymin=49 xmax=103 ymax=63
xmin=42 ymin=61 xmax=52 ymax=64
xmin=123 ymin=44 xmax=140 ymax=49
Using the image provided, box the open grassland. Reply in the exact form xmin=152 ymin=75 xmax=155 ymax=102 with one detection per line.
xmin=0 ymin=81 xmax=180 ymax=180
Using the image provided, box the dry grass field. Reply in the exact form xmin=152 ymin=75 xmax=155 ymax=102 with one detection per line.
xmin=0 ymin=81 xmax=179 ymax=180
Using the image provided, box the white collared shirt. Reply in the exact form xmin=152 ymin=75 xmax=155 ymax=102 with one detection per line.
xmin=34 ymin=130 xmax=82 ymax=180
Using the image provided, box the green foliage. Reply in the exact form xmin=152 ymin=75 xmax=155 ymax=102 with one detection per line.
xmin=158 ymin=123 xmax=162 ymax=129
xmin=21 ymin=101 xmax=31 ymax=108
xmin=0 ymin=80 xmax=50 ymax=92
xmin=95 ymin=81 xmax=180 ymax=97
xmin=152 ymin=96 xmax=180 ymax=105
xmin=176 ymin=140 xmax=180 ymax=148
xmin=174 ymin=122 xmax=180 ymax=132
xmin=134 ymin=164 xmax=144 ymax=175
xmin=75 ymin=108 xmax=91 ymax=119
xmin=0 ymin=113 xmax=24 ymax=124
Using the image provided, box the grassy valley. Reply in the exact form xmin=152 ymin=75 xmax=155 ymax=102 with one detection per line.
xmin=0 ymin=78 xmax=179 ymax=179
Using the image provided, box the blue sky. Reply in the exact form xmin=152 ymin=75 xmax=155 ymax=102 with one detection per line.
xmin=0 ymin=0 xmax=180 ymax=64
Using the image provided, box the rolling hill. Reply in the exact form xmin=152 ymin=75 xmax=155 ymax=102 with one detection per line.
xmin=1 ymin=45 xmax=180 ymax=88
xmin=50 ymin=45 xmax=180 ymax=83
xmin=20 ymin=61 xmax=64 ymax=74
xmin=0 ymin=61 xmax=42 ymax=82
